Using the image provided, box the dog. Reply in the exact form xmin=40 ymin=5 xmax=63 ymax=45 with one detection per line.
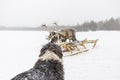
xmin=11 ymin=43 xmax=64 ymax=80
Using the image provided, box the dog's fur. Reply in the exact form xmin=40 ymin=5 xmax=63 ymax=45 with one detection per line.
xmin=11 ymin=43 xmax=64 ymax=80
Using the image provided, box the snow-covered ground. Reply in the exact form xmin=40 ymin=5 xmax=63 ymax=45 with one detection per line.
xmin=0 ymin=31 xmax=120 ymax=80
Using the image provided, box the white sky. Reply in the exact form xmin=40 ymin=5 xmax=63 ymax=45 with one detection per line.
xmin=0 ymin=0 xmax=120 ymax=27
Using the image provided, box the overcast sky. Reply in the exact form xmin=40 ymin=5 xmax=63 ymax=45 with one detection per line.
xmin=0 ymin=0 xmax=120 ymax=27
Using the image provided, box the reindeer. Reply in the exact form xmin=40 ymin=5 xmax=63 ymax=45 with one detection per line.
xmin=48 ymin=29 xmax=77 ymax=43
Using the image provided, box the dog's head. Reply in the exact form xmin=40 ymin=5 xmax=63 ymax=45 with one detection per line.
xmin=39 ymin=43 xmax=63 ymax=61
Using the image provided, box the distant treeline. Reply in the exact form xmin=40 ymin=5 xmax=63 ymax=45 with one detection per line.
xmin=0 ymin=17 xmax=120 ymax=31
xmin=74 ymin=17 xmax=120 ymax=31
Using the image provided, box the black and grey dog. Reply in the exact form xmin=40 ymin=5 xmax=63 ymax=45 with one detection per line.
xmin=11 ymin=43 xmax=64 ymax=80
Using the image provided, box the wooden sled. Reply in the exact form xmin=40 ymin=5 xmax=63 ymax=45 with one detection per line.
xmin=56 ymin=41 xmax=89 ymax=57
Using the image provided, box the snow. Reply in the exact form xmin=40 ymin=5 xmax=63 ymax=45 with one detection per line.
xmin=0 ymin=31 xmax=120 ymax=80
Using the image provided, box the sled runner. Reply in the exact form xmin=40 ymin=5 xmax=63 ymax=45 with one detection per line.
xmin=63 ymin=49 xmax=89 ymax=57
